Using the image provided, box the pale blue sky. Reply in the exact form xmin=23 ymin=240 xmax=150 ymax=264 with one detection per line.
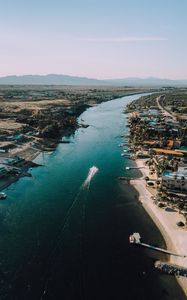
xmin=1 ymin=0 xmax=187 ymax=79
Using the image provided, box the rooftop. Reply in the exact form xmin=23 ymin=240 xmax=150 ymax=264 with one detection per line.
xmin=163 ymin=168 xmax=187 ymax=180
xmin=153 ymin=148 xmax=184 ymax=156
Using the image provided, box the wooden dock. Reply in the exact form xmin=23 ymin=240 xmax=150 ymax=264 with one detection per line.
xmin=129 ymin=232 xmax=186 ymax=258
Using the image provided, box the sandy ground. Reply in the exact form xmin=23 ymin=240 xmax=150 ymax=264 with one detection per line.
xmin=130 ymin=158 xmax=187 ymax=296
xmin=0 ymin=119 xmax=25 ymax=131
xmin=1 ymin=99 xmax=70 ymax=112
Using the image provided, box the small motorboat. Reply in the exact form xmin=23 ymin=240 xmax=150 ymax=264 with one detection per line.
xmin=0 ymin=192 xmax=7 ymax=200
xmin=118 ymin=176 xmax=126 ymax=180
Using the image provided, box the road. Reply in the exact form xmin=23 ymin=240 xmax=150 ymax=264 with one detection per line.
xmin=156 ymin=96 xmax=176 ymax=119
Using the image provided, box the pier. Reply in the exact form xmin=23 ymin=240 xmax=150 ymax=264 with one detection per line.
xmin=125 ymin=166 xmax=145 ymax=170
xmin=129 ymin=233 xmax=186 ymax=258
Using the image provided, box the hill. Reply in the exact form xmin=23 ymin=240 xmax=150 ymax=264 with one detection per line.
xmin=0 ymin=74 xmax=187 ymax=86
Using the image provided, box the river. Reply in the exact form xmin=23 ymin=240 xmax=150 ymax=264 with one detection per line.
xmin=0 ymin=94 xmax=186 ymax=299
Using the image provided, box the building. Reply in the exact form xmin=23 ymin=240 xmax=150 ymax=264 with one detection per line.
xmin=161 ymin=167 xmax=187 ymax=192
xmin=4 ymin=156 xmax=25 ymax=166
xmin=153 ymin=148 xmax=184 ymax=157
xmin=0 ymin=164 xmax=8 ymax=178
xmin=136 ymin=150 xmax=150 ymax=158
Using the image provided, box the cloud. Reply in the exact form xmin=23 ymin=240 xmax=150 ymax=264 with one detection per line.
xmin=76 ymin=37 xmax=168 ymax=43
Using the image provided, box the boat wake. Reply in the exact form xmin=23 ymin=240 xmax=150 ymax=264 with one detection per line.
xmin=82 ymin=166 xmax=99 ymax=189
xmin=40 ymin=166 xmax=98 ymax=299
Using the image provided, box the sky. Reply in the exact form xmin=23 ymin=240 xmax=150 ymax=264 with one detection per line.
xmin=1 ymin=0 xmax=187 ymax=79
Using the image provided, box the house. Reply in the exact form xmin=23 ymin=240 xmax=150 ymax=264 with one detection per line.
xmin=0 ymin=164 xmax=8 ymax=178
xmin=153 ymin=148 xmax=184 ymax=157
xmin=4 ymin=156 xmax=25 ymax=166
xmin=161 ymin=167 xmax=187 ymax=192
xmin=143 ymin=140 xmax=160 ymax=148
xmin=136 ymin=150 xmax=150 ymax=158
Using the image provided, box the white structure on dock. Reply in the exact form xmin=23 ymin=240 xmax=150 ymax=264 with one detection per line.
xmin=129 ymin=232 xmax=141 ymax=243
xmin=129 ymin=232 xmax=186 ymax=257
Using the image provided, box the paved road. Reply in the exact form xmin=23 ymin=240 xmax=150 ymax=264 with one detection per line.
xmin=156 ymin=96 xmax=175 ymax=119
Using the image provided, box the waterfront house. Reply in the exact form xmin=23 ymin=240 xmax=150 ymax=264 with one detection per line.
xmin=0 ymin=164 xmax=8 ymax=178
xmin=136 ymin=150 xmax=150 ymax=158
xmin=161 ymin=168 xmax=187 ymax=192
xmin=4 ymin=156 xmax=25 ymax=166
xmin=153 ymin=149 xmax=184 ymax=157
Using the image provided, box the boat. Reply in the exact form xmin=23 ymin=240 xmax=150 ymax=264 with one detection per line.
xmin=0 ymin=192 xmax=7 ymax=200
xmin=121 ymin=152 xmax=132 ymax=157
xmin=121 ymin=153 xmax=131 ymax=157
xmin=60 ymin=140 xmax=71 ymax=144
xmin=118 ymin=176 xmax=126 ymax=180
xmin=118 ymin=143 xmax=125 ymax=147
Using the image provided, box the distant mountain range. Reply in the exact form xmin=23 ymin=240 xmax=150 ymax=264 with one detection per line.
xmin=0 ymin=74 xmax=187 ymax=87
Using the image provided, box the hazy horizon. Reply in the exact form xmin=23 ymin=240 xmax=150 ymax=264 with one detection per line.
xmin=1 ymin=0 xmax=187 ymax=79
xmin=1 ymin=73 xmax=187 ymax=81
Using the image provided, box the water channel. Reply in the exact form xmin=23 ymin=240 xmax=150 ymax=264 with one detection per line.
xmin=0 ymin=94 xmax=185 ymax=299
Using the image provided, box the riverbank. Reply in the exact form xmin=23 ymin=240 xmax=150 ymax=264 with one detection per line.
xmin=0 ymin=87 xmax=155 ymax=194
xmin=130 ymin=158 xmax=187 ymax=296
xmin=0 ymin=145 xmax=41 ymax=192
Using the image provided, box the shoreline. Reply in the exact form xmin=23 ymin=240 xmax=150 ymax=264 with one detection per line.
xmin=0 ymin=91 xmax=152 ymax=193
xmin=0 ymin=147 xmax=41 ymax=192
xmin=130 ymin=158 xmax=187 ymax=296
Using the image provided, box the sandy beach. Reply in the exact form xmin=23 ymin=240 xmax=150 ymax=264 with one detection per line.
xmin=130 ymin=158 xmax=187 ymax=295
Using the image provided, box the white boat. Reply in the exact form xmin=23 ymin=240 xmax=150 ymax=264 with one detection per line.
xmin=125 ymin=167 xmax=131 ymax=170
xmin=121 ymin=152 xmax=131 ymax=157
xmin=121 ymin=153 xmax=131 ymax=157
xmin=0 ymin=192 xmax=7 ymax=200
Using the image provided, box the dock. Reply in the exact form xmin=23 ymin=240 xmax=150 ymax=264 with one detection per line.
xmin=129 ymin=233 xmax=186 ymax=258
xmin=125 ymin=166 xmax=145 ymax=170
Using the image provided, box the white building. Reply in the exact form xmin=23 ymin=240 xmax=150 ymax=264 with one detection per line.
xmin=161 ymin=167 xmax=187 ymax=192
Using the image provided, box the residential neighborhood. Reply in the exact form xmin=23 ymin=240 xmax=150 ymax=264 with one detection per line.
xmin=125 ymin=92 xmax=187 ymax=222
